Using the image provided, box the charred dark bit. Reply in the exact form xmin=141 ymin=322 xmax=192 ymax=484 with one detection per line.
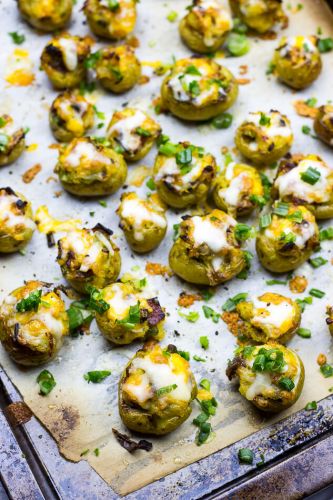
xmin=2 ymin=186 xmax=16 ymax=196
xmin=16 ymin=199 xmax=27 ymax=210
xmin=326 ymin=317 xmax=333 ymax=325
xmin=225 ymin=356 xmax=246 ymax=380
xmin=47 ymin=232 xmax=56 ymax=248
xmin=92 ymin=223 xmax=113 ymax=235
xmin=181 ymin=214 xmax=192 ymax=221
xmin=146 ymin=298 xmax=165 ymax=326
xmin=167 ymin=344 xmax=178 ymax=353
xmin=13 ymin=323 xmax=20 ymax=342
xmin=112 ymin=428 xmax=153 ymax=453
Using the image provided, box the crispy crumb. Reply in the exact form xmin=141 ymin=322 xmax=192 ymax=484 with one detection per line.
xmin=317 ymin=353 xmax=327 ymax=366
xmin=46 ymin=176 xmax=57 ymax=183
xmin=222 ymin=312 xmax=240 ymax=337
xmin=236 ymin=78 xmax=251 ymax=85
xmin=178 ymin=292 xmax=202 ymax=308
xmin=239 ymin=65 xmax=248 ymax=75
xmin=289 ymin=275 xmax=308 ymax=294
xmin=221 ymin=146 xmax=229 ymax=155
xmin=26 ymin=143 xmax=38 ymax=152
xmin=145 ymin=262 xmax=173 ymax=277
xmin=49 ymin=143 xmax=61 ymax=150
xmin=293 ymin=100 xmax=319 ymax=119
xmin=22 ymin=163 xmax=41 ymax=183
xmin=138 ymin=75 xmax=150 ymax=85
xmin=127 ymin=36 xmax=140 ymax=48
xmin=54 ymin=191 xmax=62 ymax=198
xmin=127 ymin=166 xmax=151 ymax=187
xmin=257 ymin=31 xmax=277 ymax=40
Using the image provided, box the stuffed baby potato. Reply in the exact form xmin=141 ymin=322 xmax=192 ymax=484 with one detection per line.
xmin=117 ymin=192 xmax=167 ymax=253
xmin=179 ymin=0 xmax=233 ymax=54
xmin=272 ymin=154 xmax=333 ymax=219
xmin=57 ymin=224 xmax=121 ymax=294
xmin=226 ymin=343 xmax=304 ymax=412
xmin=107 ymin=108 xmax=161 ymax=162
xmin=0 ymin=115 xmax=26 ymax=167
xmin=273 ymin=36 xmax=322 ymax=90
xmin=0 ymin=280 xmax=69 ymax=366
xmin=41 ymin=33 xmax=92 ymax=90
xmin=49 ymin=91 xmax=95 ymax=142
xmin=169 ymin=209 xmax=246 ymax=286
xmin=18 ymin=0 xmax=72 ymax=32
xmin=83 ymin=0 xmax=137 ymax=40
xmin=54 ymin=137 xmax=127 ymax=196
xmin=326 ymin=306 xmax=333 ymax=337
xmin=235 ymin=110 xmax=293 ymax=166
xmin=229 ymin=0 xmax=285 ymax=33
xmin=314 ymin=105 xmax=333 ymax=148
xmin=153 ymin=139 xmax=216 ymax=208
xmin=256 ymin=203 xmax=319 ymax=273
xmin=226 ymin=292 xmax=301 ymax=344
xmin=212 ymin=162 xmax=264 ymax=217
xmin=161 ymin=57 xmax=238 ymax=121
xmin=119 ymin=340 xmax=197 ymax=434
xmin=95 ymin=282 xmax=165 ymax=344
xmin=95 ymin=45 xmax=141 ymax=94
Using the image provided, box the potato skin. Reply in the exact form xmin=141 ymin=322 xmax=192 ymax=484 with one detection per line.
xmin=54 ymin=137 xmax=127 ymax=197
xmin=83 ymin=0 xmax=137 ymax=40
xmin=95 ymin=45 xmax=141 ymax=94
xmin=273 ymin=36 xmax=322 ymax=90
xmin=229 ymin=0 xmax=286 ymax=34
xmin=326 ymin=306 xmax=333 ymax=337
xmin=119 ymin=341 xmax=197 ymax=434
xmin=161 ymin=57 xmax=238 ymax=121
xmin=314 ymin=105 xmax=333 ymax=148
xmin=18 ymin=0 xmax=72 ymax=32
xmin=0 ymin=280 xmax=69 ymax=366
xmin=41 ymin=34 xmax=92 ymax=90
xmin=49 ymin=91 xmax=95 ymax=143
xmin=0 ymin=188 xmax=36 ymax=253
xmin=0 ymin=115 xmax=26 ymax=167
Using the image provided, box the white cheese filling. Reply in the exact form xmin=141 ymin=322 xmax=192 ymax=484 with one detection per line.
xmin=109 ymin=110 xmax=147 ymax=152
xmin=120 ymin=197 xmax=166 ymax=241
xmin=58 ymin=38 xmax=78 ymax=72
xmin=106 ymin=283 xmax=137 ymax=317
xmin=155 ymin=156 xmax=204 ymax=191
xmin=191 ymin=215 xmax=235 ymax=252
xmin=251 ymin=297 xmax=293 ymax=330
xmin=66 ymin=140 xmax=111 ymax=167
xmin=244 ymin=112 xmax=292 ymax=138
xmin=0 ymin=194 xmax=36 ymax=231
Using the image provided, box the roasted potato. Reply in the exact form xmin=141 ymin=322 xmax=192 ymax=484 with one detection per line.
xmin=0 ymin=115 xmax=26 ymax=167
xmin=119 ymin=341 xmax=197 ymax=434
xmin=326 ymin=306 xmax=333 ymax=337
xmin=83 ymin=0 xmax=137 ymax=40
xmin=226 ymin=343 xmax=305 ymax=412
xmin=0 ymin=280 xmax=69 ymax=366
xmin=18 ymin=0 xmax=72 ymax=32
xmin=314 ymin=105 xmax=333 ymax=148
xmin=95 ymin=45 xmax=141 ymax=94
xmin=229 ymin=0 xmax=286 ymax=33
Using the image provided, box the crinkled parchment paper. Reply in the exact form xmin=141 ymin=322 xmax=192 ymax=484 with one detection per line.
xmin=1 ymin=0 xmax=333 ymax=495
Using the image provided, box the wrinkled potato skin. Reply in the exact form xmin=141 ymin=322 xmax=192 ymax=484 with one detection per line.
xmin=54 ymin=137 xmax=128 ymax=197
xmin=273 ymin=36 xmax=322 ymax=90
xmin=0 ymin=115 xmax=25 ymax=167
xmin=326 ymin=306 xmax=333 ymax=337
xmin=96 ymin=283 xmax=165 ymax=344
xmin=119 ymin=341 xmax=198 ymax=434
xmin=95 ymin=46 xmax=141 ymax=94
xmin=161 ymin=58 xmax=238 ymax=121
xmin=0 ymin=189 xmax=35 ymax=253
xmin=0 ymin=281 xmax=69 ymax=366
xmin=49 ymin=92 xmax=95 ymax=143
xmin=84 ymin=0 xmax=137 ymax=40
xmin=314 ymin=105 xmax=333 ymax=148
xmin=41 ymin=34 xmax=92 ymax=90
xmin=18 ymin=0 xmax=72 ymax=32
xmin=229 ymin=0 xmax=286 ymax=34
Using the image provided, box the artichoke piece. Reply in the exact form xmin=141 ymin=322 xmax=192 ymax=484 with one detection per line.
xmin=119 ymin=341 xmax=197 ymax=434
xmin=226 ymin=343 xmax=305 ymax=412
xmin=161 ymin=57 xmax=238 ymax=121
xmin=314 ymin=105 xmax=333 ymax=148
xmin=169 ymin=209 xmax=246 ymax=286
xmin=0 ymin=115 xmax=26 ymax=167
xmin=0 ymin=187 xmax=36 ymax=253
xmin=95 ymin=45 xmax=141 ymax=94
xmin=18 ymin=0 xmax=72 ymax=32
xmin=96 ymin=282 xmax=165 ymax=344
xmin=57 ymin=225 xmax=121 ymax=294
xmin=0 ymin=280 xmax=69 ymax=366
xmin=229 ymin=0 xmax=286 ymax=34
xmin=84 ymin=0 xmax=137 ymax=40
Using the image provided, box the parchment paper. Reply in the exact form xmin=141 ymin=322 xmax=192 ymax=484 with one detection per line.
xmin=1 ymin=0 xmax=333 ymax=495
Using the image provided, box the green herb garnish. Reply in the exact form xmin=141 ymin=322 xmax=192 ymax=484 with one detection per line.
xmin=37 ymin=370 xmax=56 ymax=396
xmin=259 ymin=214 xmax=271 ymax=229
xmin=178 ymin=310 xmax=199 ymax=323
xmin=211 ymin=113 xmax=233 ymax=129
xmin=300 ymin=167 xmax=321 ymax=185
xmin=308 ymin=256 xmax=327 ymax=268
xmin=222 ymin=293 xmax=248 ymax=312
xmin=297 ymin=327 xmax=311 ymax=338
xmin=238 ymin=448 xmax=254 ymax=464
xmin=278 ymin=377 xmax=295 ymax=392
xmin=200 ymin=336 xmax=209 ymax=350
xmin=156 ymin=384 xmax=177 ymax=396
xmin=305 ymin=401 xmax=317 ymax=411
xmin=116 ymin=302 xmax=141 ymax=329
xmin=16 ymin=290 xmax=42 ymax=312
xmin=202 ymin=305 xmax=220 ymax=323
xmin=320 ymin=364 xmax=333 ymax=378
xmin=84 ymin=370 xmax=111 ymax=383
xmin=309 ymin=288 xmax=325 ymax=298
xmin=8 ymin=32 xmax=25 ymax=45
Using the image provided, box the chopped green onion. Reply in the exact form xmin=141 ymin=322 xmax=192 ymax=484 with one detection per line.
xmin=136 ymin=127 xmax=151 ymax=137
xmin=178 ymin=310 xmax=200 ymax=323
xmin=317 ymin=37 xmax=333 ymax=53
xmin=300 ymin=167 xmax=321 ymax=185
xmin=234 ymin=223 xmax=253 ymax=242
xmin=308 ymin=256 xmax=327 ymax=268
xmin=273 ymin=201 xmax=289 ymax=217
xmin=259 ymin=214 xmax=271 ymax=229
xmin=146 ymin=177 xmax=156 ymax=190
xmin=259 ymin=113 xmax=271 ymax=126
xmin=211 ymin=113 xmax=233 ymax=129
xmin=226 ymin=33 xmax=250 ymax=56
xmin=8 ymin=32 xmax=25 ymax=44
xmin=99 ymin=200 xmax=107 ymax=207
xmin=37 ymin=370 xmax=56 ymax=396
xmin=222 ymin=293 xmax=248 ymax=312
xmin=238 ymin=448 xmax=254 ymax=464
xmin=266 ymin=279 xmax=287 ymax=285
xmin=296 ymin=296 xmax=313 ymax=312
xmin=200 ymin=336 xmax=209 ymax=350
xmin=202 ymin=305 xmax=220 ymax=323
xmin=84 ymin=371 xmax=111 ymax=383
xmin=302 ymin=125 xmax=311 ymax=135
xmin=297 ymin=328 xmax=311 ymax=338
xmin=309 ymin=288 xmax=325 ymax=298
xmin=185 ymin=65 xmax=202 ymax=76
xmin=199 ymin=379 xmax=211 ymax=391
xmin=16 ymin=290 xmax=42 ymax=312
xmin=319 ymin=227 xmax=333 ymax=241
xmin=189 ymin=80 xmax=200 ymax=97
xmin=167 ymin=10 xmax=178 ymax=22
xmin=305 ymin=97 xmax=317 ymax=107
xmin=176 ymin=147 xmax=192 ymax=165
xmin=178 ymin=351 xmax=190 ymax=361
xmin=305 ymin=401 xmax=317 ymax=411
xmin=193 ymin=355 xmax=206 ymax=362
xmin=173 ymin=223 xmax=180 ymax=241
xmin=320 ymin=364 xmax=333 ymax=378
xmin=195 ymin=421 xmax=212 ymax=445
xmin=159 ymin=142 xmax=178 ymax=156
xmin=156 ymin=384 xmax=177 ymax=396
xmin=278 ymin=377 xmax=295 ymax=392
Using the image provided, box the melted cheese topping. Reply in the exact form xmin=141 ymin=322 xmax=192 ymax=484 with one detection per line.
xmin=218 ymin=162 xmax=259 ymax=207
xmin=63 ymin=229 xmax=113 ymax=272
xmin=109 ymin=110 xmax=147 ymax=152
xmin=103 ymin=283 xmax=137 ymax=318
xmin=192 ymin=0 xmax=232 ymax=47
xmin=274 ymin=158 xmax=332 ymax=203
xmin=279 ymin=36 xmax=318 ymax=58
xmin=119 ymin=194 xmax=166 ymax=241
xmin=155 ymin=156 xmax=204 ymax=191
xmin=191 ymin=214 xmax=236 ymax=252
xmin=98 ymin=0 xmax=136 ymax=38
xmin=0 ymin=193 xmax=36 ymax=231
xmin=57 ymin=37 xmax=78 ymax=71
xmin=5 ymin=49 xmax=35 ymax=86
xmin=264 ymin=215 xmax=316 ymax=249
xmin=244 ymin=111 xmax=292 ymax=138
xmin=34 ymin=205 xmax=81 ymax=234
xmin=251 ymin=295 xmax=294 ymax=332
xmin=57 ymin=97 xmax=89 ymax=134
xmin=65 ymin=140 xmax=111 ymax=167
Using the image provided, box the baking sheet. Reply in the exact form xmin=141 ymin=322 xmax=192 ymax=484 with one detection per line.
xmin=1 ymin=0 xmax=333 ymax=496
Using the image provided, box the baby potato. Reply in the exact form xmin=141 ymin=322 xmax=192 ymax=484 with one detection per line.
xmin=153 ymin=140 xmax=216 ymax=209
xmin=314 ymin=105 xmax=333 ymax=148
xmin=234 ymin=110 xmax=293 ymax=166
xmin=256 ymin=203 xmax=320 ymax=273
xmin=41 ymin=33 xmax=92 ymax=90
xmin=229 ymin=0 xmax=286 ymax=33
xmin=0 ymin=187 xmax=36 ymax=253
xmin=84 ymin=0 xmax=137 ymax=40
xmin=326 ymin=306 xmax=333 ymax=337
xmin=18 ymin=0 xmax=72 ymax=32
xmin=169 ymin=209 xmax=246 ymax=286
xmin=54 ymin=136 xmax=127 ymax=197
xmin=179 ymin=0 xmax=233 ymax=54
xmin=0 ymin=280 xmax=69 ymax=366
xmin=107 ymin=108 xmax=161 ymax=162
xmin=161 ymin=57 xmax=238 ymax=121
xmin=231 ymin=292 xmax=301 ymax=344
xmin=0 ymin=115 xmax=26 ymax=167
xmin=95 ymin=282 xmax=165 ymax=344
xmin=273 ymin=36 xmax=322 ymax=90
xmin=57 ymin=224 xmax=121 ymax=294
xmin=213 ymin=162 xmax=264 ymax=217
xmin=226 ymin=343 xmax=305 ymax=412
xmin=119 ymin=340 xmax=197 ymax=434
xmin=272 ymin=154 xmax=333 ymax=219
xmin=49 ymin=91 xmax=95 ymax=142
xmin=95 ymin=45 xmax=141 ymax=94
xmin=117 ymin=192 xmax=167 ymax=253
